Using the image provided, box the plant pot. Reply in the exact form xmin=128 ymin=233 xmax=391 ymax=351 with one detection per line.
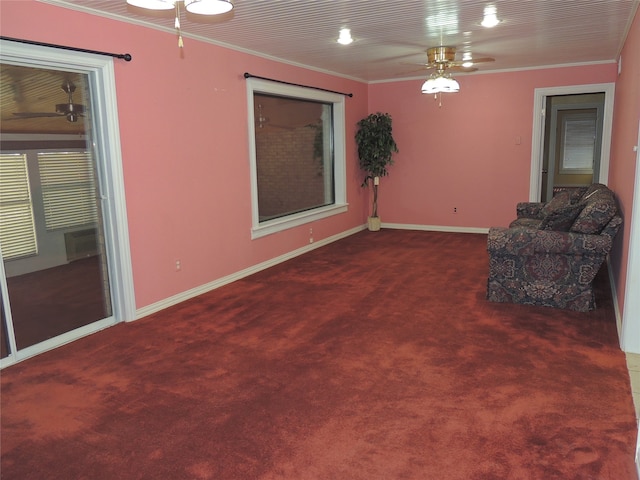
xmin=368 ymin=216 xmax=381 ymax=231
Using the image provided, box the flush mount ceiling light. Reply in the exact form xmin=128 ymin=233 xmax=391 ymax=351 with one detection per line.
xmin=127 ymin=0 xmax=174 ymax=9
xmin=127 ymin=0 xmax=233 ymax=46
xmin=337 ymin=28 xmax=353 ymax=45
xmin=481 ymin=5 xmax=500 ymax=28
xmin=127 ymin=0 xmax=233 ymax=14
xmin=184 ymin=0 xmax=233 ymax=14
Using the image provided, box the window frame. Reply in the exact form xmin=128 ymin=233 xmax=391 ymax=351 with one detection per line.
xmin=246 ymin=78 xmax=347 ymax=239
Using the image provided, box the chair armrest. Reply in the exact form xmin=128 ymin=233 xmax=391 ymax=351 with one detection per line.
xmin=516 ymin=202 xmax=545 ymax=219
xmin=487 ymin=226 xmax=612 ymax=256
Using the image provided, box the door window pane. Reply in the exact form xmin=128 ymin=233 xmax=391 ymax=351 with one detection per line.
xmin=560 ymin=111 xmax=597 ymax=174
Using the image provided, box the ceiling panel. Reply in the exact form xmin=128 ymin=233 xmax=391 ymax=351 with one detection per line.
xmin=39 ymin=0 xmax=638 ymax=80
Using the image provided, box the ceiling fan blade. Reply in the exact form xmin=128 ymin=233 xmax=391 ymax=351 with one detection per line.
xmin=12 ymin=112 xmax=65 ymax=118
xmin=448 ymin=66 xmax=478 ymax=73
xmin=449 ymin=57 xmax=495 ymax=67
xmin=403 ymin=62 xmax=436 ymax=69
xmin=470 ymin=57 xmax=495 ymax=64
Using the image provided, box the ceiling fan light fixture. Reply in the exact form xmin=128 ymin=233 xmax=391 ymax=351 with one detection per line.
xmin=184 ymin=0 xmax=233 ymax=15
xmin=126 ymin=0 xmax=175 ymax=10
xmin=421 ymin=74 xmax=460 ymax=94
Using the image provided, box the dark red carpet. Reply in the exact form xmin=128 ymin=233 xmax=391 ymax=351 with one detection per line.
xmin=1 ymin=230 xmax=637 ymax=479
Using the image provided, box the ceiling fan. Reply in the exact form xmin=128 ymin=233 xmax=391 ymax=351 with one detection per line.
xmin=12 ymin=80 xmax=85 ymax=123
xmin=404 ymin=45 xmax=495 ymax=98
xmin=417 ymin=46 xmax=495 ymax=74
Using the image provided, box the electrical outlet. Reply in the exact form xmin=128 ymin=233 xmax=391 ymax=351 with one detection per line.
xmin=309 ymin=227 xmax=314 ymax=244
xmin=453 ymin=207 xmax=458 ymax=214
xmin=176 ymin=260 xmax=181 ymax=271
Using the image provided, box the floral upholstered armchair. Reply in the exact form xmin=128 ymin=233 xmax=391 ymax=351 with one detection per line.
xmin=486 ymin=184 xmax=622 ymax=312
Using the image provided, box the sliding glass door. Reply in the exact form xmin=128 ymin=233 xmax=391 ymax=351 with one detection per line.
xmin=0 ymin=66 xmax=114 ymax=356
xmin=0 ymin=40 xmax=135 ymax=366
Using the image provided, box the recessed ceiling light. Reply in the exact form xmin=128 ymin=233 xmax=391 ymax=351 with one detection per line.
xmin=337 ymin=28 xmax=353 ymax=45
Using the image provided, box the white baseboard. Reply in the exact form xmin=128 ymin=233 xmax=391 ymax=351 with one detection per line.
xmin=607 ymin=260 xmax=625 ymax=349
xmin=134 ymin=225 xmax=366 ymax=321
xmin=382 ymin=222 xmax=490 ymax=234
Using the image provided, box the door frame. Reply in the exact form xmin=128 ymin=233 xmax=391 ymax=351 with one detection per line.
xmin=0 ymin=40 xmax=136 ymax=367
xmin=621 ymin=122 xmax=640 ymax=354
xmin=529 ymin=83 xmax=615 ymax=201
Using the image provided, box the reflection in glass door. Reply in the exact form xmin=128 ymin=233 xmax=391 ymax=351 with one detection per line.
xmin=0 ymin=65 xmax=113 ymax=358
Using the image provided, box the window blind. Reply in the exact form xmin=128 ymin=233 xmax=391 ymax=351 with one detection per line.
xmin=0 ymin=153 xmax=38 ymax=260
xmin=38 ymin=151 xmax=98 ymax=230
xmin=562 ymin=115 xmax=597 ymax=171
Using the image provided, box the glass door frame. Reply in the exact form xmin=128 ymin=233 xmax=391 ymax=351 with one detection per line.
xmin=0 ymin=40 xmax=136 ymax=367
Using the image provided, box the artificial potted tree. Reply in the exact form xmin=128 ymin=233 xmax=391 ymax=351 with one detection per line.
xmin=355 ymin=112 xmax=399 ymax=231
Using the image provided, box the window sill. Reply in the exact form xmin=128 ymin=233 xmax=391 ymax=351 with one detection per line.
xmin=251 ymin=203 xmax=348 ymax=239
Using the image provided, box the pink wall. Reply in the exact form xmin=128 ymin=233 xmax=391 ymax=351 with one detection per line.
xmin=369 ymin=65 xmax=617 ymax=228
xmin=2 ymin=1 xmax=637 ymax=323
xmin=1 ymin=1 xmax=369 ymax=309
xmin=609 ymin=8 xmax=640 ymax=319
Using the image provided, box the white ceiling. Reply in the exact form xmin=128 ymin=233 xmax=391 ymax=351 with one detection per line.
xmin=35 ymin=0 xmax=640 ymax=82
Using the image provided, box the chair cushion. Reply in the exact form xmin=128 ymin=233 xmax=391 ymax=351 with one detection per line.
xmin=510 ymin=218 xmax=542 ymax=229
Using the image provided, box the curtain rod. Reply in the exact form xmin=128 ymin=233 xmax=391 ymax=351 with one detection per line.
xmin=244 ymin=72 xmax=353 ymax=98
xmin=0 ymin=36 xmax=132 ymax=62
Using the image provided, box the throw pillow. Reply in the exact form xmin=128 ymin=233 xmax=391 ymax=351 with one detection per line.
xmin=541 ymin=190 xmax=572 ymax=216
xmin=539 ymin=203 xmax=585 ymax=231
xmin=570 ymin=192 xmax=618 ymax=234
